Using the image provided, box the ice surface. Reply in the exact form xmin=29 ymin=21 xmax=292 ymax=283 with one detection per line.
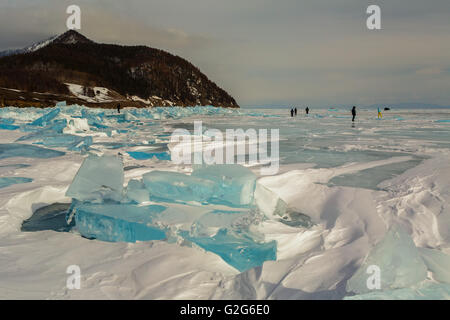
xmin=126 ymin=179 xmax=150 ymax=204
xmin=128 ymin=151 xmax=171 ymax=161
xmin=72 ymin=202 xmax=167 ymax=242
xmin=192 ymin=165 xmax=257 ymax=206
xmin=30 ymin=108 xmax=60 ymax=126
xmin=346 ymin=225 xmax=428 ymax=294
xmin=0 ymin=118 xmax=19 ymax=130
xmin=34 ymin=135 xmax=92 ymax=152
xmin=328 ymin=158 xmax=423 ymax=190
xmin=190 ymin=209 xmax=253 ymax=237
xmin=0 ymin=123 xmax=20 ymax=130
xmin=142 ymin=171 xmax=216 ymax=203
xmin=180 ymin=228 xmax=276 ymax=272
xmin=254 ymin=182 xmax=287 ymax=218
xmin=66 ymin=155 xmax=124 ymax=202
xmin=0 ymin=177 xmax=33 ymax=189
xmin=0 ymin=143 xmax=65 ymax=159
xmin=418 ymin=248 xmax=450 ymax=284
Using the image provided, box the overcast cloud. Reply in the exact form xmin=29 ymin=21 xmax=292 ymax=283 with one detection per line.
xmin=1 ymin=0 xmax=449 ymax=106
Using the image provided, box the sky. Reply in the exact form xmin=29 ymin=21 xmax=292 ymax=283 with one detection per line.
xmin=1 ymin=0 xmax=449 ymax=107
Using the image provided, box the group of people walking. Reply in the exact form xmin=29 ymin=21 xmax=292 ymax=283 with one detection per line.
xmin=290 ymin=107 xmax=310 ymax=117
xmin=291 ymin=106 xmax=358 ymax=122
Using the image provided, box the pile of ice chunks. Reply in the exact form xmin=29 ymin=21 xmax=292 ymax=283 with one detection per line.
xmin=65 ymin=155 xmax=276 ymax=272
xmin=345 ymin=224 xmax=450 ymax=299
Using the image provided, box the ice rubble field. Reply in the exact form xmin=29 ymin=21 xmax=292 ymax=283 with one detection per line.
xmin=1 ymin=104 xmax=450 ymax=299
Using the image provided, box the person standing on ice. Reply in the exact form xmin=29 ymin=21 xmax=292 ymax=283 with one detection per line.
xmin=377 ymin=107 xmax=382 ymax=119
xmin=305 ymin=106 xmax=310 ymax=115
xmin=352 ymin=106 xmax=356 ymax=122
xmin=294 ymin=107 xmax=297 ymax=116
xmin=117 ymin=103 xmax=121 ymax=114
xmin=290 ymin=108 xmax=294 ymax=117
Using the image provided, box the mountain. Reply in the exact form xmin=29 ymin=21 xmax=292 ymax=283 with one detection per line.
xmin=0 ymin=30 xmax=239 ymax=108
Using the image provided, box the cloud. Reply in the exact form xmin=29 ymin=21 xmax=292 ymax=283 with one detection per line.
xmin=416 ymin=67 xmax=444 ymax=75
xmin=1 ymin=0 xmax=450 ymax=106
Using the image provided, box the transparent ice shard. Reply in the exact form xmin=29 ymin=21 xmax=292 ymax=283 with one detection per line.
xmin=419 ymin=248 xmax=450 ymax=284
xmin=66 ymin=155 xmax=124 ymax=202
xmin=0 ymin=117 xmax=19 ymax=130
xmin=142 ymin=171 xmax=216 ymax=203
xmin=127 ymin=151 xmax=171 ymax=161
xmin=191 ymin=209 xmax=252 ymax=237
xmin=30 ymin=108 xmax=60 ymax=126
xmin=126 ymin=179 xmax=150 ymax=204
xmin=346 ymin=225 xmax=428 ymax=294
xmin=34 ymin=135 xmax=92 ymax=152
xmin=192 ymin=164 xmax=257 ymax=206
xmin=72 ymin=202 xmax=167 ymax=242
xmin=179 ymin=228 xmax=277 ymax=272
xmin=0 ymin=143 xmax=65 ymax=159
xmin=254 ymin=182 xmax=287 ymax=218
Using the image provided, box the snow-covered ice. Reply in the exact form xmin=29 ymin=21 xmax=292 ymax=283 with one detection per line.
xmin=1 ymin=105 xmax=450 ymax=299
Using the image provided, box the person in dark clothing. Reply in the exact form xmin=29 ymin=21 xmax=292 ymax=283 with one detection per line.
xmin=294 ymin=108 xmax=297 ymax=116
xmin=117 ymin=103 xmax=121 ymax=114
xmin=305 ymin=107 xmax=310 ymax=115
xmin=352 ymin=106 xmax=356 ymax=122
xmin=290 ymin=108 xmax=294 ymax=117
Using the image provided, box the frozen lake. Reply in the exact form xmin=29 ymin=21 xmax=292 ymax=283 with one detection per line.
xmin=1 ymin=105 xmax=450 ymax=299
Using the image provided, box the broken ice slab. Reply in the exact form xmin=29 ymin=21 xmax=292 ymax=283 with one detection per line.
xmin=66 ymin=155 xmax=124 ymax=202
xmin=346 ymin=225 xmax=428 ymax=294
xmin=0 ymin=177 xmax=33 ymax=189
xmin=30 ymin=108 xmax=60 ymax=126
xmin=191 ymin=209 xmax=253 ymax=237
xmin=0 ymin=118 xmax=15 ymax=125
xmin=0 ymin=123 xmax=20 ymax=130
xmin=418 ymin=248 xmax=450 ymax=284
xmin=126 ymin=179 xmax=150 ymax=203
xmin=72 ymin=202 xmax=167 ymax=242
xmin=142 ymin=171 xmax=216 ymax=203
xmin=127 ymin=151 xmax=171 ymax=161
xmin=0 ymin=143 xmax=65 ymax=159
xmin=34 ymin=134 xmax=93 ymax=152
xmin=192 ymin=164 xmax=257 ymax=206
xmin=180 ymin=228 xmax=277 ymax=272
xmin=19 ymin=120 xmax=68 ymax=140
xmin=254 ymin=182 xmax=287 ymax=218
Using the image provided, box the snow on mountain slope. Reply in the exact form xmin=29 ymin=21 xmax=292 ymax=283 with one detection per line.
xmin=66 ymin=83 xmax=117 ymax=103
